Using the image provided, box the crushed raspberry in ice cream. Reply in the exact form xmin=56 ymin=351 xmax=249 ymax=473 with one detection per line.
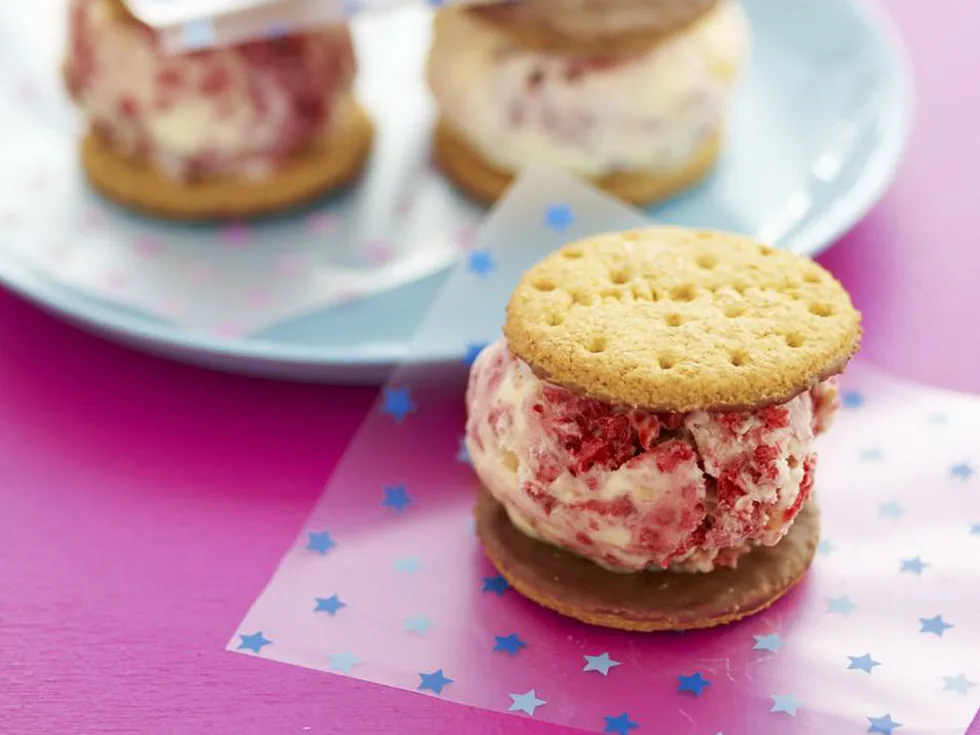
xmin=64 ymin=0 xmax=356 ymax=180
xmin=465 ymin=340 xmax=839 ymax=573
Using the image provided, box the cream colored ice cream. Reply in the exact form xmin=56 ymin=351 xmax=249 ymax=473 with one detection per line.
xmin=64 ymin=0 xmax=356 ymax=181
xmin=427 ymin=0 xmax=749 ymax=177
xmin=465 ymin=340 xmax=839 ymax=573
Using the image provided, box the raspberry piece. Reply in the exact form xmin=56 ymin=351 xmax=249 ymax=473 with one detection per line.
xmin=156 ymin=67 xmax=184 ymax=89
xmin=117 ymin=96 xmax=139 ymax=119
xmin=631 ymin=413 xmax=662 ymax=449
xmin=782 ymin=454 xmax=816 ymax=522
xmin=199 ymin=64 xmax=231 ymax=96
xmin=580 ymin=496 xmax=635 ymax=519
xmin=654 ymin=439 xmax=696 ymax=474
xmin=524 ymin=483 xmax=557 ymax=515
xmin=759 ymin=405 xmax=790 ymax=430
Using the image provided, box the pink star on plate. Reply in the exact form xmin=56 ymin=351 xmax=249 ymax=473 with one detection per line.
xmin=132 ymin=234 xmax=162 ymax=258
xmin=185 ymin=262 xmax=214 ymax=283
xmin=274 ymin=253 xmax=303 ymax=278
xmin=305 ymin=210 xmax=338 ymax=234
xmin=17 ymin=79 xmax=36 ymax=102
xmin=156 ymin=296 xmax=184 ymax=317
xmin=0 ymin=210 xmax=19 ymax=227
xmin=455 ymin=226 xmax=476 ymax=251
xmin=246 ymin=288 xmax=271 ymax=307
xmin=215 ymin=322 xmax=245 ymax=339
xmin=395 ymin=195 xmax=414 ymax=215
xmin=81 ymin=208 xmax=107 ymax=228
xmin=104 ymin=270 xmax=129 ymax=292
xmin=219 ymin=222 xmax=250 ymax=247
xmin=363 ymin=239 xmax=394 ymax=265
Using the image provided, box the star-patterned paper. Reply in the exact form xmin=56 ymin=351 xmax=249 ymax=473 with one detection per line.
xmin=0 ymin=4 xmax=482 ymax=337
xmin=230 ymin=168 xmax=980 ymax=734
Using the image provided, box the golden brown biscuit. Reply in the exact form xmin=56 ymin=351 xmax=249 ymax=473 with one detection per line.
xmin=433 ymin=118 xmax=722 ymax=207
xmin=476 ymin=488 xmax=819 ymax=631
xmin=81 ymin=100 xmax=373 ymax=221
xmin=503 ymin=227 xmax=861 ymax=412
xmin=468 ymin=0 xmax=721 ymax=56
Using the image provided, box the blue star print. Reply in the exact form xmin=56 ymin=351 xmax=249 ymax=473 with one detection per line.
xmin=237 ymin=632 xmax=272 ymax=654
xmin=494 ymin=634 xmax=527 ymax=655
xmin=382 ymin=484 xmax=413 ymax=512
xmin=482 ymin=575 xmax=509 ymax=595
xmin=950 ymin=462 xmax=974 ymax=479
xmin=265 ymin=22 xmax=289 ymax=38
xmin=900 ymin=557 xmax=927 ymax=574
xmin=827 ymin=596 xmax=856 ymax=615
xmin=314 ymin=595 xmax=346 ymax=615
xmin=816 ymin=539 xmax=835 ymax=555
xmin=509 ymin=690 xmax=546 ymax=715
xmin=544 ymin=203 xmax=574 ymax=233
xmin=182 ymin=19 xmax=216 ymax=50
xmin=603 ymin=713 xmax=639 ymax=734
xmin=380 ymin=387 xmax=416 ymax=423
xmin=867 ymin=714 xmax=902 ymax=734
xmin=842 ymin=391 xmax=864 ymax=408
xmin=848 ymin=654 xmax=881 ymax=673
xmin=418 ymin=669 xmax=453 ymax=695
xmin=342 ymin=0 xmax=360 ymax=15
xmin=464 ymin=343 xmax=488 ymax=367
xmin=770 ymin=694 xmax=804 ymax=716
xmin=306 ymin=530 xmax=336 ymax=554
xmin=404 ymin=615 xmax=432 ymax=635
xmin=456 ymin=436 xmax=472 ymax=465
xmin=942 ymin=674 xmax=977 ymax=694
xmin=583 ymin=653 xmax=620 ymax=675
xmin=971 ymin=522 xmax=980 ymax=536
xmin=394 ymin=556 xmax=422 ymax=573
xmin=677 ymin=672 xmax=711 ymax=697
xmin=880 ymin=501 xmax=904 ymax=518
xmin=753 ymin=633 xmax=783 ymax=653
xmin=860 ymin=448 xmax=883 ymax=461
xmin=467 ymin=249 xmax=496 ymax=277
xmin=329 ymin=652 xmax=359 ymax=674
xmin=919 ymin=615 xmax=953 ymax=637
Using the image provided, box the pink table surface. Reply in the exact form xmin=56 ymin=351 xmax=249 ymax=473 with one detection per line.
xmin=1 ymin=1 xmax=978 ymax=733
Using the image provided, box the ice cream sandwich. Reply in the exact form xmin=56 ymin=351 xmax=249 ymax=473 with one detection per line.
xmin=427 ymin=0 xmax=749 ymax=205
xmin=64 ymin=0 xmax=373 ymax=220
xmin=465 ymin=227 xmax=861 ymax=630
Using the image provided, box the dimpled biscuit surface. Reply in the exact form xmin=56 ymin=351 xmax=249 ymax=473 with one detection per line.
xmin=504 ymin=226 xmax=861 ymax=412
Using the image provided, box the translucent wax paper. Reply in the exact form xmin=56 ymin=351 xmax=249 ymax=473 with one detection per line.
xmin=0 ymin=5 xmax=482 ymax=336
xmin=228 ymin=166 xmax=980 ymax=735
xmin=121 ymin=0 xmax=503 ymax=55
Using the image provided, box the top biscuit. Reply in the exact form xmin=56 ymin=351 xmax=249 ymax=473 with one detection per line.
xmin=467 ymin=0 xmax=721 ymax=56
xmin=504 ymin=227 xmax=861 ymax=412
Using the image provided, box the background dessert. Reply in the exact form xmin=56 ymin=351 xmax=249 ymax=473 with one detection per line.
xmin=64 ymin=0 xmax=373 ymax=219
xmin=427 ymin=0 xmax=749 ymax=205
xmin=467 ymin=226 xmax=861 ymax=630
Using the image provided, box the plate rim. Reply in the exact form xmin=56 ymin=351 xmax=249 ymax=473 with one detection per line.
xmin=0 ymin=0 xmax=914 ymax=373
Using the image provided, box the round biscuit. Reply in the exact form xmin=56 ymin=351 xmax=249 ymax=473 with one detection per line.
xmin=81 ymin=99 xmax=373 ymax=221
xmin=467 ymin=0 xmax=721 ymax=55
xmin=504 ymin=226 xmax=861 ymax=412
xmin=432 ymin=118 xmax=722 ymax=207
xmin=476 ymin=488 xmax=820 ymax=631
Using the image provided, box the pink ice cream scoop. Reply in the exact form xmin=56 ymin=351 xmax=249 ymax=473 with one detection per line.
xmin=465 ymin=340 xmax=840 ymax=573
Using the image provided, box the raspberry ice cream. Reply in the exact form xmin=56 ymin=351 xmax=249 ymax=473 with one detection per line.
xmin=465 ymin=340 xmax=840 ymax=573
xmin=64 ymin=0 xmax=357 ymax=181
xmin=427 ymin=0 xmax=748 ymax=177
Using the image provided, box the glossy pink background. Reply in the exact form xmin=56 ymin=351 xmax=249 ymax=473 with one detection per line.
xmin=0 ymin=1 xmax=978 ymax=733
